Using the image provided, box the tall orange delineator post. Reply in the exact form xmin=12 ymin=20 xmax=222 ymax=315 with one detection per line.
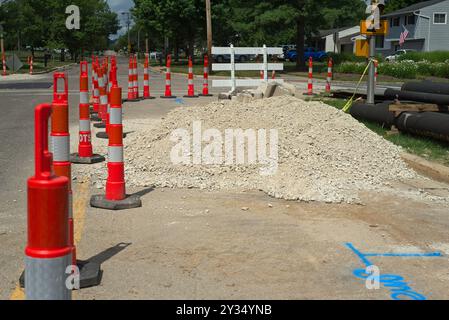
xmin=1 ymin=52 xmax=6 ymax=76
xmin=184 ymin=56 xmax=199 ymax=98
xmin=50 ymin=73 xmax=75 ymax=267
xmin=25 ymin=103 xmax=72 ymax=300
xmin=143 ymin=53 xmax=155 ymax=99
xmin=133 ymin=55 xmax=139 ymax=99
xmin=94 ymin=66 xmax=107 ymax=129
xmin=28 ymin=56 xmax=33 ymax=75
xmin=91 ymin=61 xmax=102 ymax=122
xmin=326 ymin=57 xmax=333 ymax=93
xmin=90 ymin=86 xmax=142 ymax=211
xmin=161 ymin=55 xmax=176 ymax=99
xmin=71 ymin=62 xmax=105 ymax=164
xmin=304 ymin=57 xmax=315 ymax=96
xmin=199 ymin=55 xmax=213 ymax=97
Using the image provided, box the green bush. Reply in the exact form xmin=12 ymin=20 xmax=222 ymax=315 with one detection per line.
xmin=379 ymin=61 xmax=418 ymax=79
xmin=398 ymin=51 xmax=449 ymax=63
xmin=326 ymin=52 xmax=366 ymax=64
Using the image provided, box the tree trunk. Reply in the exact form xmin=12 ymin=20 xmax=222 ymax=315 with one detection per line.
xmin=296 ymin=17 xmax=306 ymax=71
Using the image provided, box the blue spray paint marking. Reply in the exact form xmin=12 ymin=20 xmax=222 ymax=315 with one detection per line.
xmin=175 ymin=98 xmax=185 ymax=105
xmin=345 ymin=242 xmax=444 ymax=300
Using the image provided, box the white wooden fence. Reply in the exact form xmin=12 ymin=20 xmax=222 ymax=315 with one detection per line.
xmin=212 ymin=45 xmax=284 ymax=91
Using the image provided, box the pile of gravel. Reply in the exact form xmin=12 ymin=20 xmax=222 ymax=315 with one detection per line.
xmin=76 ymin=96 xmax=418 ymax=203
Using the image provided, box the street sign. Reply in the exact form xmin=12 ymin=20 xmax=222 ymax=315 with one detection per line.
xmin=6 ymin=53 xmax=23 ymax=72
xmin=355 ymin=39 xmax=369 ymax=57
xmin=360 ymin=20 xmax=389 ymax=36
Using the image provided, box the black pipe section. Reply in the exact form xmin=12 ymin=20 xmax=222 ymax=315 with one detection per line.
xmin=402 ymin=80 xmax=449 ymax=95
xmin=384 ymin=88 xmax=449 ymax=105
xmin=350 ymin=101 xmax=396 ymax=127
xmin=396 ymin=112 xmax=449 ymax=142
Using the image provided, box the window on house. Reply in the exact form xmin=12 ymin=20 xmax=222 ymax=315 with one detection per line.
xmin=406 ymin=15 xmax=415 ymax=25
xmin=434 ymin=13 xmax=447 ymax=24
xmin=375 ymin=36 xmax=385 ymax=48
xmin=392 ymin=17 xmax=400 ymax=27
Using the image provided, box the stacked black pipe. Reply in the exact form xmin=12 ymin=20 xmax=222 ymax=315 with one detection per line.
xmin=349 ymin=80 xmax=449 ymax=142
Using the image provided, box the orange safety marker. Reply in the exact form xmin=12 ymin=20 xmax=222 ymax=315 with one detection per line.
xmin=303 ymin=57 xmax=316 ymax=96
xmin=199 ymin=55 xmax=213 ymax=97
xmin=161 ymin=55 xmax=176 ymax=99
xmin=184 ymin=56 xmax=199 ymax=98
xmin=71 ymin=61 xmax=105 ymax=164
xmin=90 ymin=86 xmax=142 ymax=211
xmin=326 ymin=57 xmax=333 ymax=93
xmin=143 ymin=53 xmax=155 ymax=99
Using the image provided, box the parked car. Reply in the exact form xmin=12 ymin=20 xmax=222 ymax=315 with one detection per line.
xmin=286 ymin=47 xmax=328 ymax=62
xmin=212 ymin=54 xmax=254 ymax=63
xmin=385 ymin=49 xmax=416 ymax=62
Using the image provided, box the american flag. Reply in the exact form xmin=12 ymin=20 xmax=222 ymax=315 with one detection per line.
xmin=399 ymin=25 xmax=409 ymax=46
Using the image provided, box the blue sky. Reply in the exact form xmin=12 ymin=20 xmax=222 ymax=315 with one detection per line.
xmin=107 ymin=0 xmax=134 ymax=38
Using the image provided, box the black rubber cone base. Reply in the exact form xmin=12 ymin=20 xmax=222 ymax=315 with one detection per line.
xmin=199 ymin=94 xmax=213 ymax=97
xmin=123 ymin=97 xmax=144 ymax=103
xmin=77 ymin=259 xmax=103 ymax=289
xmin=91 ymin=114 xmax=101 ymax=122
xmin=94 ymin=122 xmax=106 ymax=129
xmin=183 ymin=95 xmax=199 ymax=98
xmin=71 ymin=153 xmax=105 ymax=164
xmin=143 ymin=96 xmax=156 ymax=100
xmin=303 ymin=92 xmax=317 ymax=97
xmin=90 ymin=194 xmax=142 ymax=211
xmin=19 ymin=260 xmax=103 ymax=289
xmin=96 ymin=131 xmax=108 ymax=139
xmin=160 ymin=95 xmax=177 ymax=99
xmin=96 ymin=132 xmax=127 ymax=140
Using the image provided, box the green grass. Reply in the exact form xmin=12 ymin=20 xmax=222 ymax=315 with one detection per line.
xmin=320 ymin=98 xmax=449 ymax=166
xmin=399 ymin=51 xmax=449 ymax=63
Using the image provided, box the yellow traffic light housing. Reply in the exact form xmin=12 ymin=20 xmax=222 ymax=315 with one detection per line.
xmin=360 ymin=20 xmax=389 ymax=36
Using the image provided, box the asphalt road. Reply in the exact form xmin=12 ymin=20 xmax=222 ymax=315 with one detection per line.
xmin=1 ymin=57 xmax=448 ymax=301
xmin=0 ymin=56 xmax=221 ymax=299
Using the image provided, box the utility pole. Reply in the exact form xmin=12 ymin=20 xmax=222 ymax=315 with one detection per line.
xmin=365 ymin=0 xmax=385 ymax=104
xmin=121 ymin=12 xmax=131 ymax=54
xmin=0 ymin=23 xmax=6 ymax=76
xmin=205 ymin=0 xmax=212 ymax=72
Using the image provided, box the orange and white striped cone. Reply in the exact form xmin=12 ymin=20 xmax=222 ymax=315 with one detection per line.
xmin=2 ymin=52 xmax=6 ymax=76
xmin=161 ymin=55 xmax=176 ymax=99
xmin=24 ymin=103 xmax=72 ymax=300
xmin=143 ymin=53 xmax=155 ymax=99
xmin=199 ymin=55 xmax=213 ymax=97
xmin=133 ymin=55 xmax=140 ymax=99
xmin=126 ymin=56 xmax=136 ymax=101
xmin=48 ymin=72 xmax=103 ymax=289
xmin=90 ymin=86 xmax=142 ymax=211
xmin=326 ymin=57 xmax=333 ymax=94
xmin=91 ymin=62 xmax=102 ymax=122
xmin=94 ymin=66 xmax=107 ymax=129
xmin=184 ymin=56 xmax=199 ymax=98
xmin=271 ymin=70 xmax=276 ymax=80
xmin=71 ymin=61 xmax=105 ymax=164
xmin=304 ymin=57 xmax=316 ymax=96
xmin=29 ymin=56 xmax=33 ymax=75
xmin=50 ymin=73 xmax=75 ymax=268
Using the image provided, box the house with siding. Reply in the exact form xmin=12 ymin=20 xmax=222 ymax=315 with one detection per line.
xmin=379 ymin=0 xmax=449 ymax=55
xmin=323 ymin=0 xmax=449 ymax=56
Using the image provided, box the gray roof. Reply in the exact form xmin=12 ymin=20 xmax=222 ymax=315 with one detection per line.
xmin=382 ymin=0 xmax=447 ymax=17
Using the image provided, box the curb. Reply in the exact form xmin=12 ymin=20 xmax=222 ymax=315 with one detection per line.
xmin=33 ymin=63 xmax=78 ymax=75
xmin=401 ymin=152 xmax=449 ymax=185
